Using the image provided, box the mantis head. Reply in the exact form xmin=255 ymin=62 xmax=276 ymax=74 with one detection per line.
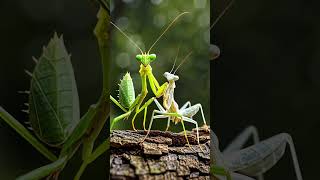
xmin=163 ymin=72 xmax=179 ymax=82
xmin=136 ymin=53 xmax=157 ymax=66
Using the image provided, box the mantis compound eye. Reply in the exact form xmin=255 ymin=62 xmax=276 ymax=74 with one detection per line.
xmin=149 ymin=54 xmax=156 ymax=61
xmin=136 ymin=54 xmax=143 ymax=61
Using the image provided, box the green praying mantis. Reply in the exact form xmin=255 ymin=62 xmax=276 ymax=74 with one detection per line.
xmin=0 ymin=2 xmax=110 ymax=179
xmin=110 ymin=12 xmax=191 ymax=131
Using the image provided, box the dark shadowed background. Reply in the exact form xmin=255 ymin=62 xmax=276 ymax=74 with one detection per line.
xmin=212 ymin=0 xmax=319 ymax=179
xmin=0 ymin=0 xmax=106 ymax=179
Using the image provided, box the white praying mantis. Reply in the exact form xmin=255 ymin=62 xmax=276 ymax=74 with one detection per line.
xmin=143 ymin=50 xmax=208 ymax=149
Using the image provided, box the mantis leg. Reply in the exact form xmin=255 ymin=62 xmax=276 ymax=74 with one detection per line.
xmin=142 ymin=99 xmax=170 ymax=139
xmin=153 ymin=98 xmax=170 ymax=131
xmin=147 ymin=73 xmax=168 ymax=98
xmin=181 ymin=117 xmax=200 ymax=145
xmin=180 ymin=103 xmax=207 ymax=129
xmin=153 ymin=98 xmax=166 ymax=111
xmin=0 ymin=107 xmax=57 ymax=161
xmin=111 ymin=94 xmax=139 ymax=130
xmin=130 ymin=73 xmax=148 ymax=131
xmin=142 ymin=109 xmax=169 ymax=141
xmin=165 ymin=117 xmax=170 ymax=131
xmin=180 ymin=101 xmax=191 ymax=110
xmin=110 ymin=95 xmax=127 ymax=112
xmin=110 ymin=111 xmax=131 ymax=130
xmin=131 ymin=97 xmax=155 ymax=131
xmin=16 ymin=156 xmax=68 ymax=180
xmin=182 ymin=116 xmax=200 ymax=144
xmin=182 ymin=116 xmax=206 ymax=153
xmin=195 ymin=103 xmax=207 ymax=126
xmin=180 ymin=118 xmax=191 ymax=148
xmin=143 ymin=106 xmax=147 ymax=131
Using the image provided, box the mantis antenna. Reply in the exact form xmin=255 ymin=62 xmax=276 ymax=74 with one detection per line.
xmin=147 ymin=11 xmax=190 ymax=54
xmin=210 ymin=0 xmax=235 ymax=30
xmin=110 ymin=21 xmax=144 ymax=54
xmin=173 ymin=51 xmax=193 ymax=74
xmin=169 ymin=45 xmax=181 ymax=73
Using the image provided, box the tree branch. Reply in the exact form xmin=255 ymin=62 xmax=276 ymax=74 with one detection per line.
xmin=110 ymin=127 xmax=210 ymax=179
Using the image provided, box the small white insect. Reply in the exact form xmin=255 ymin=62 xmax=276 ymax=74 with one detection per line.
xmin=143 ymin=51 xmax=208 ymax=149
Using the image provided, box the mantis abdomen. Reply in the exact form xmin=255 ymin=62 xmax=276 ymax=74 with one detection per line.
xmin=118 ymin=72 xmax=135 ymax=108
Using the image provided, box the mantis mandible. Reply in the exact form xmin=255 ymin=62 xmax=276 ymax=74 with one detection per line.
xmin=110 ymin=12 xmax=190 ymax=131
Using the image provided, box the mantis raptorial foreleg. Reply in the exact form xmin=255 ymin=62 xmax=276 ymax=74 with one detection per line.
xmin=148 ymin=72 xmax=168 ymax=98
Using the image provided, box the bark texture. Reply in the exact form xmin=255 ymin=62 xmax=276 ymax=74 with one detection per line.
xmin=110 ymin=127 xmax=210 ymax=180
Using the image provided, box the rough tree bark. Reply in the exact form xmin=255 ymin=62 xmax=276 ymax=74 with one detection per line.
xmin=110 ymin=127 xmax=210 ymax=180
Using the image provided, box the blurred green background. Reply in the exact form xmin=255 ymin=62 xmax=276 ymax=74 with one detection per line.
xmin=110 ymin=0 xmax=210 ymax=131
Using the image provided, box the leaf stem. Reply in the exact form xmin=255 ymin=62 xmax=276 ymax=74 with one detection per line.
xmin=0 ymin=106 xmax=57 ymax=161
